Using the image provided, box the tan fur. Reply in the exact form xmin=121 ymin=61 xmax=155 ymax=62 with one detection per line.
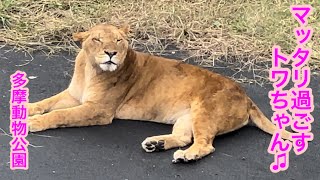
xmin=28 ymin=24 xmax=291 ymax=163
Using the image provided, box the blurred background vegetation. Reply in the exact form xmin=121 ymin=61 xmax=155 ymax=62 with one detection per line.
xmin=0 ymin=0 xmax=319 ymax=75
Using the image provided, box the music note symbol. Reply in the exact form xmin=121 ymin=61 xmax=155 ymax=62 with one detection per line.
xmin=271 ymin=152 xmax=288 ymax=173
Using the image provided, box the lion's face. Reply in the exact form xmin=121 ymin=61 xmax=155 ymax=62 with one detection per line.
xmin=73 ymin=24 xmax=130 ymax=72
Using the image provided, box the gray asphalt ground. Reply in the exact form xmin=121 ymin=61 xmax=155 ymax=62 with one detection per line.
xmin=0 ymin=46 xmax=319 ymax=180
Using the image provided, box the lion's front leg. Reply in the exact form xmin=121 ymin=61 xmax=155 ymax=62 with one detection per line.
xmin=28 ymin=90 xmax=80 ymax=116
xmin=28 ymin=102 xmax=112 ymax=132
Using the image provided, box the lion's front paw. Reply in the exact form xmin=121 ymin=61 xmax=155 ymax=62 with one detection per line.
xmin=28 ymin=115 xmax=47 ymax=132
xmin=141 ymin=138 xmax=165 ymax=152
xmin=27 ymin=103 xmax=45 ymax=116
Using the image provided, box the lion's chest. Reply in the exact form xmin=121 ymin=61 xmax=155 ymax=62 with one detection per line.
xmin=68 ymin=62 xmax=99 ymax=103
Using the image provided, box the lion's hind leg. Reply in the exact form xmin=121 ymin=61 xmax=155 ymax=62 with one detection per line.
xmin=141 ymin=113 xmax=193 ymax=152
xmin=172 ymin=100 xmax=217 ymax=163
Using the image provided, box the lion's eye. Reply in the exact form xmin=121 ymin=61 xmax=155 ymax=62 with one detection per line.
xmin=92 ymin=38 xmax=101 ymax=42
xmin=117 ymin=39 xmax=122 ymax=42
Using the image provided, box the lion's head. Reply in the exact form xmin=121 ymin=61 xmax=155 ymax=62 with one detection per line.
xmin=73 ymin=24 xmax=130 ymax=72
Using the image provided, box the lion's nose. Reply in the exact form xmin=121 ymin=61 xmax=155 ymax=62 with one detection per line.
xmin=104 ymin=51 xmax=117 ymax=58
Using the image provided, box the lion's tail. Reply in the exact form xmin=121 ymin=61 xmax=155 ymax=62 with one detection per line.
xmin=248 ymin=98 xmax=292 ymax=141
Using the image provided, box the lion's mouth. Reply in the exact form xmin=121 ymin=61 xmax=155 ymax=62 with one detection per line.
xmin=102 ymin=61 xmax=117 ymax=65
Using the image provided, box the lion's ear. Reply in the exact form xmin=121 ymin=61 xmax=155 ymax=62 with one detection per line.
xmin=119 ymin=24 xmax=130 ymax=35
xmin=73 ymin=31 xmax=90 ymax=42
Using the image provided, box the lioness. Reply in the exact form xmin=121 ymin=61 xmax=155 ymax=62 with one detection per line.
xmin=28 ymin=24 xmax=291 ymax=163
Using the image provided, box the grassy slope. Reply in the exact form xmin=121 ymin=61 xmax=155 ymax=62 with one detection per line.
xmin=0 ymin=0 xmax=319 ymax=71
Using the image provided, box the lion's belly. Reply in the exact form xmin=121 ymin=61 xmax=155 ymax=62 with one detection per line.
xmin=115 ymin=101 xmax=190 ymax=125
xmin=114 ymin=70 xmax=192 ymax=124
